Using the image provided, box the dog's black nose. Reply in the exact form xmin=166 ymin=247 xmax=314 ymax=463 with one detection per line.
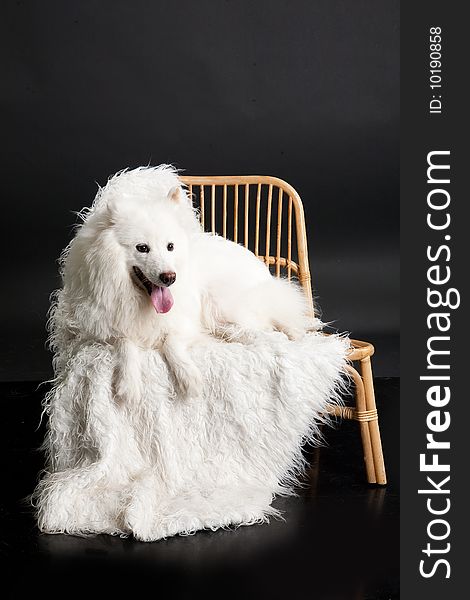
xmin=159 ymin=271 xmax=176 ymax=286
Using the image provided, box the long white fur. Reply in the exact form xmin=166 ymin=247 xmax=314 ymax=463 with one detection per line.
xmin=34 ymin=166 xmax=349 ymax=541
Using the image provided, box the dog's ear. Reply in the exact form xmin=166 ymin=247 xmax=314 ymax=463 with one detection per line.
xmin=167 ymin=186 xmax=185 ymax=204
xmin=105 ymin=195 xmax=121 ymax=224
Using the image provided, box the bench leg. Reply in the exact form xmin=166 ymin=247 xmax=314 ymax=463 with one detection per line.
xmin=348 ymin=365 xmax=376 ymax=483
xmin=359 ymin=357 xmax=387 ymax=485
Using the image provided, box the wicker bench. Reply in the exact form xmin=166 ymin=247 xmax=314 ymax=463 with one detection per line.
xmin=181 ymin=175 xmax=386 ymax=485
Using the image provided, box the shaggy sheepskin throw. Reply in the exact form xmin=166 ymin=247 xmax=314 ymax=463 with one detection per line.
xmin=35 ymin=330 xmax=349 ymax=541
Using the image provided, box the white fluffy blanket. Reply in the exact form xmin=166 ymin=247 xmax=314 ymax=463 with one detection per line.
xmin=35 ymin=330 xmax=349 ymax=541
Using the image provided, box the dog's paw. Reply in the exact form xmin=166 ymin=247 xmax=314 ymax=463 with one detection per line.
xmin=279 ymin=326 xmax=304 ymax=341
xmin=176 ymin=363 xmax=203 ymax=399
xmin=115 ymin=374 xmax=142 ymax=405
xmin=114 ymin=341 xmax=142 ymax=404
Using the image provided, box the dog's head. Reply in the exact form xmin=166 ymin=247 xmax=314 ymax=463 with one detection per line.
xmin=60 ymin=167 xmax=200 ymax=340
xmin=108 ymin=186 xmax=191 ymax=314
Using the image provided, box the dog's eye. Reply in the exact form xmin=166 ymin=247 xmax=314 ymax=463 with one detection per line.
xmin=167 ymin=243 xmax=174 ymax=252
xmin=136 ymin=244 xmax=150 ymax=253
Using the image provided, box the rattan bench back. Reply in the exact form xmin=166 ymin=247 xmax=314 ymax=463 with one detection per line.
xmin=180 ymin=175 xmax=313 ymax=313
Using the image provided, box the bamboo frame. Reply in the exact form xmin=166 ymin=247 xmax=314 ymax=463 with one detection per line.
xmin=180 ymin=174 xmax=386 ymax=485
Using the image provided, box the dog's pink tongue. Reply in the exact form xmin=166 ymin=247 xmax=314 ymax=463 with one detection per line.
xmin=150 ymin=285 xmax=174 ymax=313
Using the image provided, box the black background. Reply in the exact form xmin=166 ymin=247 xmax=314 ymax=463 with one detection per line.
xmin=1 ymin=3 xmax=400 ymax=597
xmin=1 ymin=0 xmax=399 ymax=381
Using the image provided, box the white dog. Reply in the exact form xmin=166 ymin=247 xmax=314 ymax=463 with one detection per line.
xmin=50 ymin=165 xmax=312 ymax=402
xmin=35 ymin=165 xmax=349 ymax=541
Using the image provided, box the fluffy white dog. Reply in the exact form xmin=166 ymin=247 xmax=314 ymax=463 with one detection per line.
xmin=51 ymin=165 xmax=312 ymax=402
xmin=35 ymin=165 xmax=348 ymax=541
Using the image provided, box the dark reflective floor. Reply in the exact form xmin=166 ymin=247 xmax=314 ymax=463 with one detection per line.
xmin=1 ymin=378 xmax=399 ymax=599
